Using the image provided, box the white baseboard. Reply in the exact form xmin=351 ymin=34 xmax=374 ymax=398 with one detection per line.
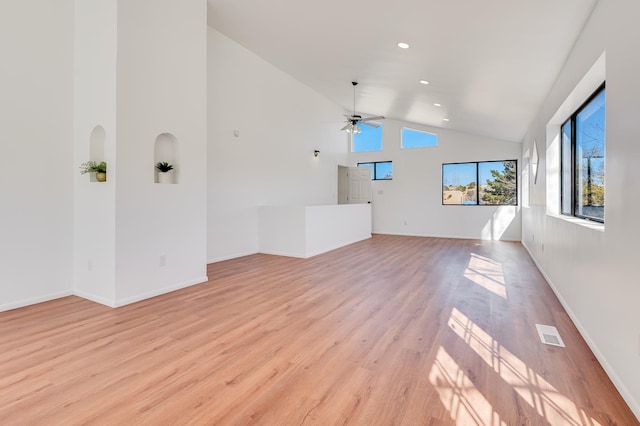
xmin=207 ymin=250 xmax=258 ymax=264
xmin=257 ymin=249 xmax=306 ymax=258
xmin=73 ymin=290 xmax=116 ymax=308
xmin=259 ymin=235 xmax=373 ymax=259
xmin=1 ymin=278 xmax=210 ymax=312
xmin=374 ymin=230 xmax=521 ymax=242
xmin=0 ymin=290 xmax=73 ymax=313
xmin=304 ymin=234 xmax=372 ymax=258
xmin=112 ymin=276 xmax=209 ymax=308
xmin=522 ymin=242 xmax=640 ymax=421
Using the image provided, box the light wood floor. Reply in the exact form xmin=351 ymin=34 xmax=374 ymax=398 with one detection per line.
xmin=0 ymin=235 xmax=637 ymax=425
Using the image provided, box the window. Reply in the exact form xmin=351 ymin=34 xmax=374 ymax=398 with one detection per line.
xmin=352 ymin=124 xmax=382 ymax=152
xmin=401 ymin=128 xmax=438 ymax=149
xmin=357 ymin=161 xmax=393 ymax=180
xmin=443 ymin=162 xmax=477 ymax=205
xmin=561 ymin=84 xmax=605 ymax=222
xmin=442 ymin=160 xmax=517 ymax=205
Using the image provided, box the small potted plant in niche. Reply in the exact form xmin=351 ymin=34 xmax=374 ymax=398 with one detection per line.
xmin=79 ymin=161 xmax=107 ymax=182
xmin=156 ymin=161 xmax=174 ymax=184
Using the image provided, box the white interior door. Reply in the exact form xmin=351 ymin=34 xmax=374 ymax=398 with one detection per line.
xmin=338 ymin=166 xmax=349 ymax=205
xmin=348 ymin=166 xmax=371 ymax=204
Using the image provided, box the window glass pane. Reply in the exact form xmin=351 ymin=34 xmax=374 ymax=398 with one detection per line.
xmin=478 ymin=161 xmax=517 ymax=205
xmin=352 ymin=125 xmax=383 ymax=152
xmin=375 ymin=162 xmax=393 ymax=180
xmin=561 ymin=120 xmax=572 ymax=214
xmin=401 ymin=128 xmax=438 ymax=148
xmin=443 ymin=163 xmax=477 ymax=205
xmin=357 ymin=162 xmax=374 ymax=180
xmin=522 ymin=154 xmax=530 ymax=208
xmin=575 ymin=89 xmax=605 ymax=221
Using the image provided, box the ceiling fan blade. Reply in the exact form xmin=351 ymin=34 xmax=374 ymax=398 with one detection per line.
xmin=361 ymin=121 xmax=380 ymax=128
xmin=361 ymin=115 xmax=385 ymax=122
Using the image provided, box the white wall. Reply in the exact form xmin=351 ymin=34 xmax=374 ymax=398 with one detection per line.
xmin=305 ymin=204 xmax=371 ymax=257
xmin=73 ymin=0 xmax=118 ymax=305
xmin=349 ymin=119 xmax=522 ymax=241
xmin=0 ymin=0 xmax=75 ymax=311
xmin=522 ymin=0 xmax=640 ymax=418
xmin=258 ymin=204 xmax=371 ymax=258
xmin=258 ymin=206 xmax=307 ymax=257
xmin=114 ymin=0 xmax=208 ymax=305
xmin=72 ymin=0 xmax=209 ymax=307
xmin=207 ymin=28 xmax=349 ymax=262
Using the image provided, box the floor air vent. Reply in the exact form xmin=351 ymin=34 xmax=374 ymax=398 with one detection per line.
xmin=535 ymin=324 xmax=565 ymax=347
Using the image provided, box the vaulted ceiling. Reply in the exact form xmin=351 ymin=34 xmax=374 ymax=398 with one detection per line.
xmin=207 ymin=0 xmax=598 ymax=142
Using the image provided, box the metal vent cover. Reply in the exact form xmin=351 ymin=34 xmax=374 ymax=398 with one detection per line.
xmin=536 ymin=324 xmax=565 ymax=347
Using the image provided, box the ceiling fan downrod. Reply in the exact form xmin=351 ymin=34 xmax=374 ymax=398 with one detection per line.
xmin=352 ymin=81 xmax=358 ymax=117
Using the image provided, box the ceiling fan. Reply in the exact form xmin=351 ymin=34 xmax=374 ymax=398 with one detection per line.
xmin=341 ymin=81 xmax=385 ymax=134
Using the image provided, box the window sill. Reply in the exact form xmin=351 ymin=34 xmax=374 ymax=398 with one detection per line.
xmin=547 ymin=213 xmax=605 ymax=232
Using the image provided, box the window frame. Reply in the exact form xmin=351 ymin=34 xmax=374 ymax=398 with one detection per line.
xmin=560 ymin=82 xmax=605 ymax=223
xmin=442 ymin=160 xmax=518 ymax=206
xmin=357 ymin=161 xmax=393 ymax=180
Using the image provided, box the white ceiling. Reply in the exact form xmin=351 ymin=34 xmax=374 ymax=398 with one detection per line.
xmin=207 ymin=0 xmax=598 ymax=142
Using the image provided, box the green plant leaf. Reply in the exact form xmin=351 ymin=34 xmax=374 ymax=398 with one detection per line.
xmin=156 ymin=161 xmax=174 ymax=172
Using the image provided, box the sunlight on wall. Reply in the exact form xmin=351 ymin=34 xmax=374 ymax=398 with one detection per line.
xmin=429 ymin=346 xmax=507 ymax=425
xmin=522 ymin=148 xmax=530 ymax=208
xmin=546 ymin=132 xmax=561 ymax=215
xmin=447 ymin=307 xmax=602 ymax=426
xmin=480 ymin=206 xmax=517 ymax=240
xmin=463 ymin=253 xmax=507 ymax=299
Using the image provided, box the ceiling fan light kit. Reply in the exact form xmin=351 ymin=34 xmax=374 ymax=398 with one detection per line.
xmin=345 ymin=123 xmax=361 ymax=134
xmin=342 ymin=81 xmax=385 ymax=134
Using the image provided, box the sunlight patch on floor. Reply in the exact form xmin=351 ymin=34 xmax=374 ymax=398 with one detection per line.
xmin=429 ymin=346 xmax=507 ymax=426
xmin=463 ymin=253 xmax=507 ymax=299
xmin=447 ymin=308 xmax=601 ymax=426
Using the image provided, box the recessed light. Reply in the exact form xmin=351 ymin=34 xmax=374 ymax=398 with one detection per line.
xmin=443 ymin=118 xmax=450 ymax=122
xmin=434 ymin=103 xmax=441 ymax=107
xmin=397 ymin=42 xmax=410 ymax=49
xmin=419 ymin=80 xmax=429 ymax=85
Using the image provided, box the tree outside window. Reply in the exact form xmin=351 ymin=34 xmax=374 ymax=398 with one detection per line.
xmin=442 ymin=160 xmax=517 ymax=206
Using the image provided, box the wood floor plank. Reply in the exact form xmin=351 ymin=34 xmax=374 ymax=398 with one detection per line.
xmin=0 ymin=235 xmax=637 ymax=425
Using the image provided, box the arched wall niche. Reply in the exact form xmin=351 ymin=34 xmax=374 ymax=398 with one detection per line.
xmin=154 ymin=133 xmax=179 ymax=184
xmin=89 ymin=125 xmax=106 ymax=182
